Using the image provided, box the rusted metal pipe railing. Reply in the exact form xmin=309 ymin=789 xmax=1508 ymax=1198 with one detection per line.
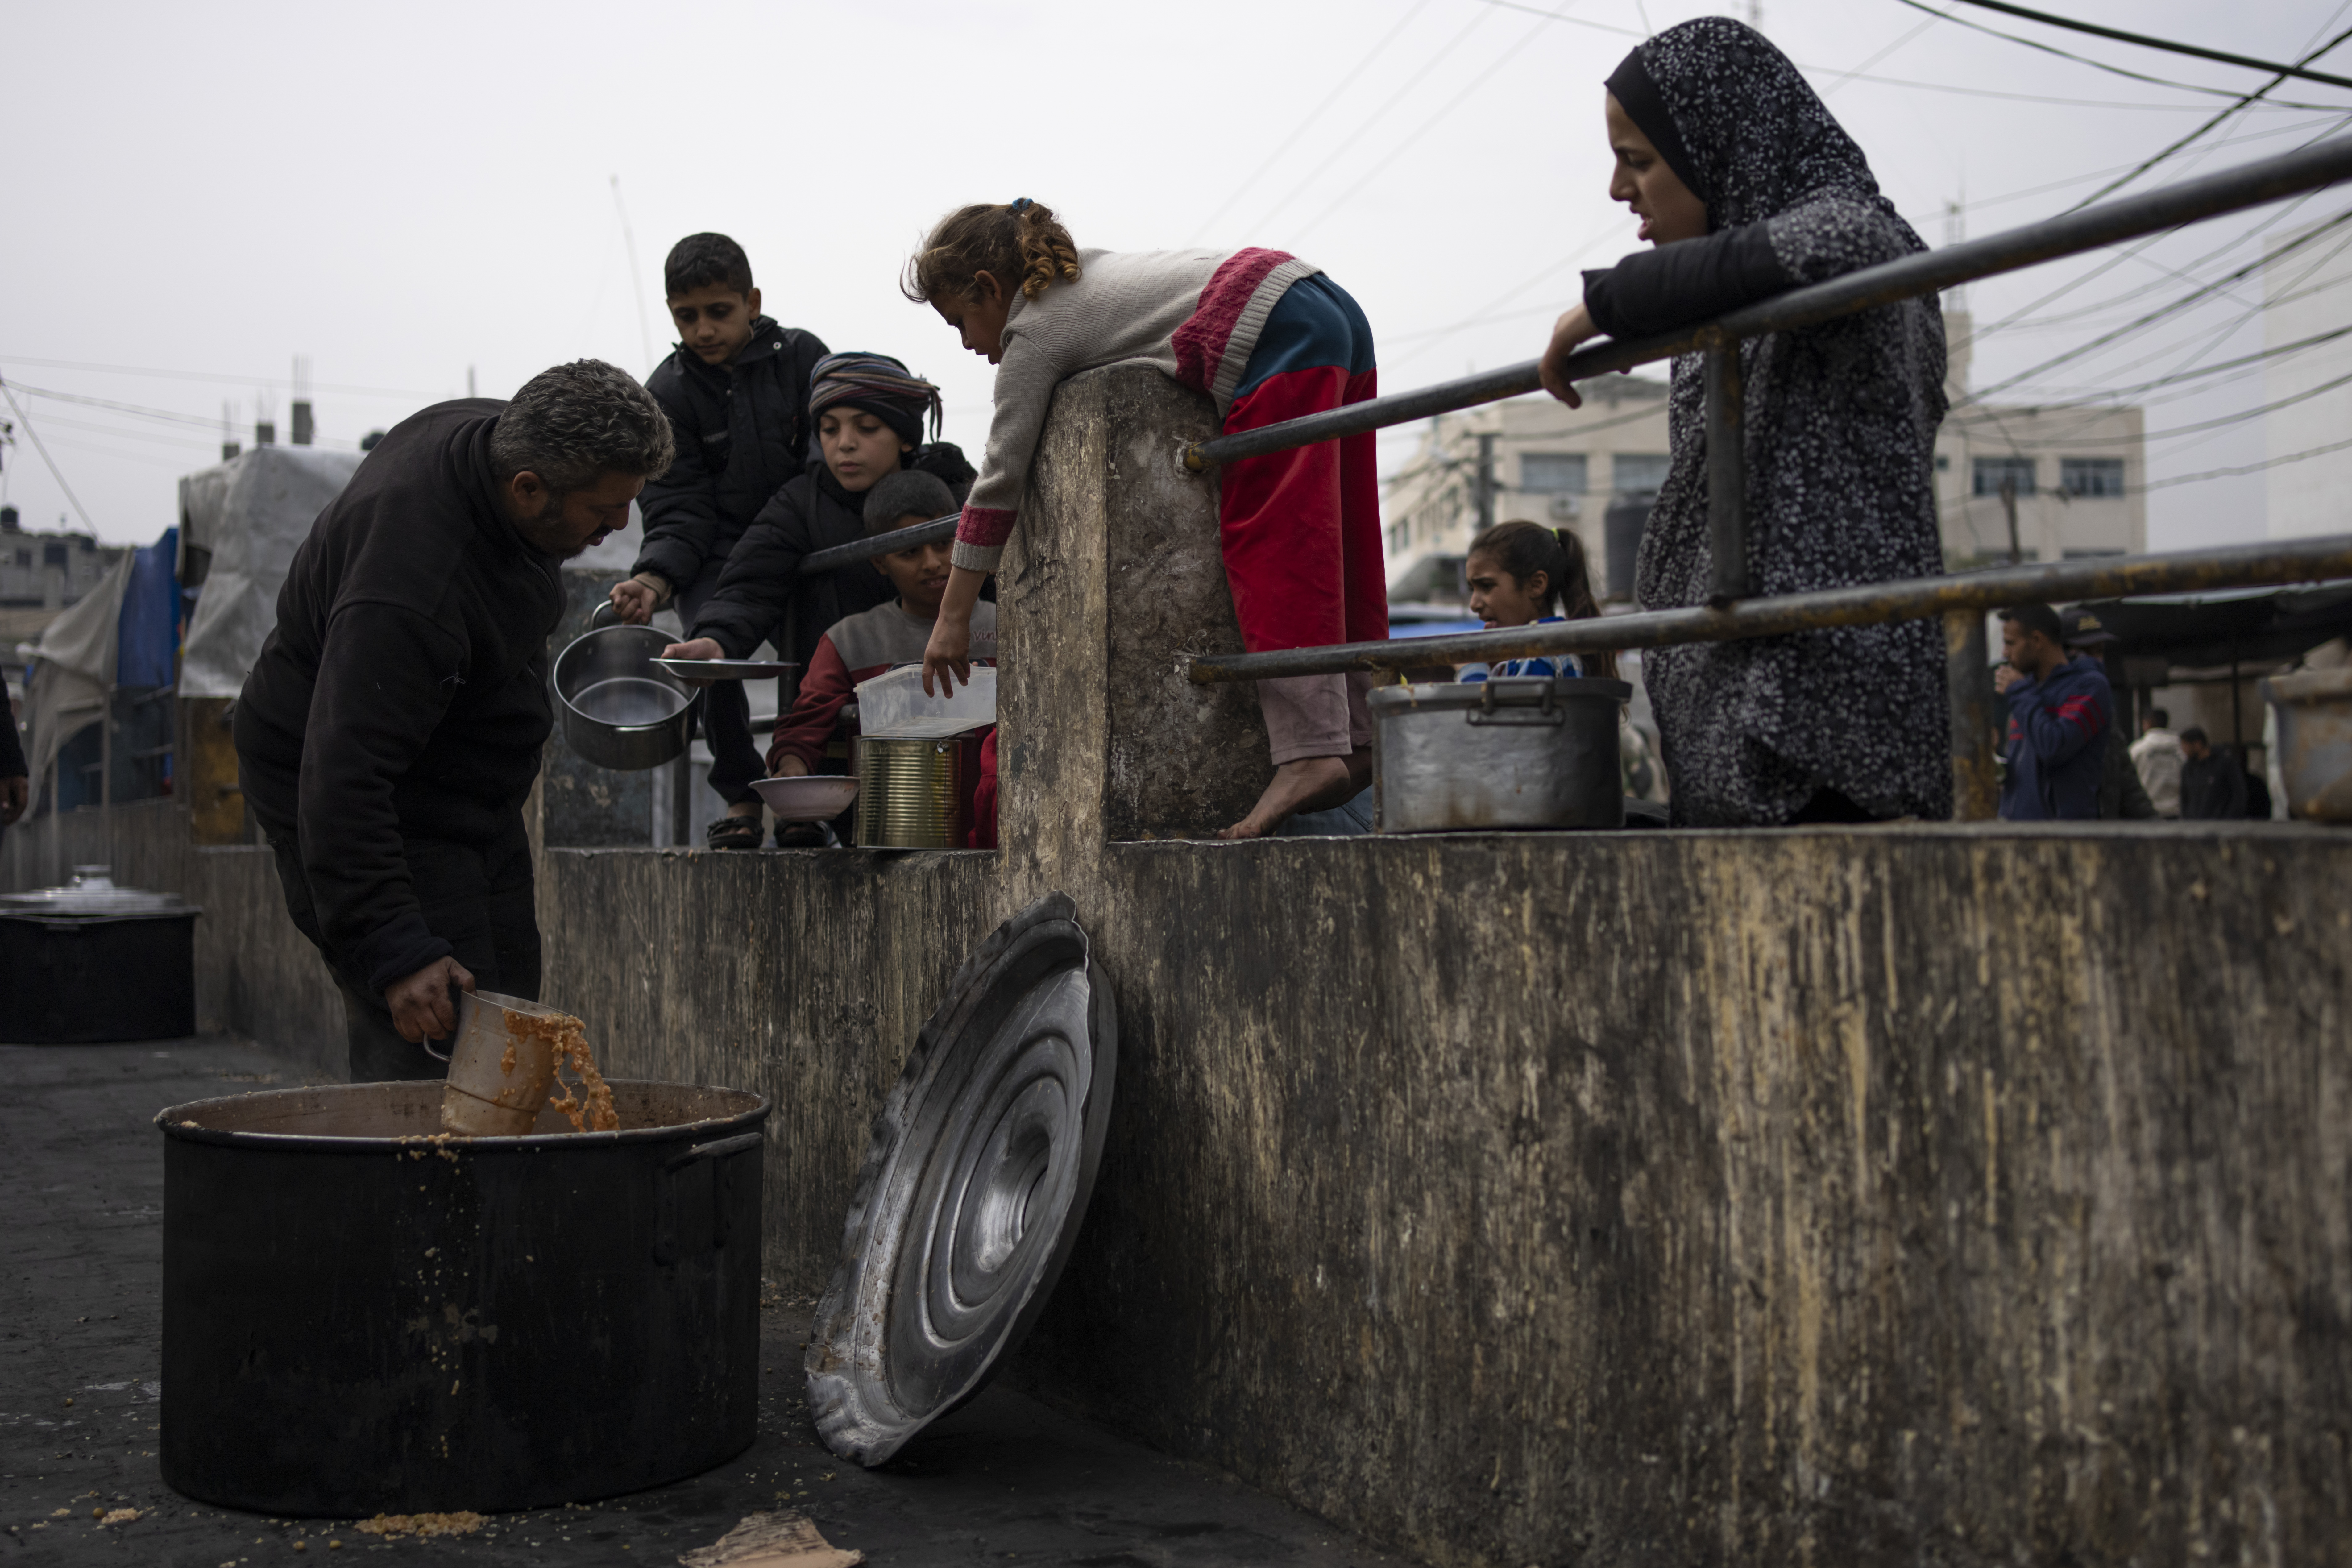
xmin=1180 ymin=533 xmax=2352 ymax=683
xmin=798 ymin=512 xmax=959 ymax=573
xmin=1177 ymin=132 xmax=2352 ymax=474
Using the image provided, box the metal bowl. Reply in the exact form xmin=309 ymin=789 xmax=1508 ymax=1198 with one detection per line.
xmin=552 ymin=624 xmax=695 ymax=771
xmin=749 ymin=775 xmax=860 ymax=822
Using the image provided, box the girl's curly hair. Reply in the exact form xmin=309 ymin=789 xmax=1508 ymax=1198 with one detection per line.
xmin=902 ymin=200 xmax=1082 ymax=306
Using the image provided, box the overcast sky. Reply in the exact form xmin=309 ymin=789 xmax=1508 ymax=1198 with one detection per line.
xmin=3 ymin=0 xmax=2346 ymax=555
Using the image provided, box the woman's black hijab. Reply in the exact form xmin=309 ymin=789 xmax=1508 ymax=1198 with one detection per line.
xmin=1606 ymin=17 xmax=1889 ymax=232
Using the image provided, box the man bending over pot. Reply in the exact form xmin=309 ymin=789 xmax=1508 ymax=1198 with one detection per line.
xmin=235 ymin=361 xmax=674 ymax=1081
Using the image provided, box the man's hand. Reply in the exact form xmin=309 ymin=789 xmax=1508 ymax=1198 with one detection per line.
xmin=923 ymin=612 xmax=972 ymax=699
xmin=1993 ymin=663 xmax=2024 ymax=695
xmin=385 ymin=955 xmax=475 ymax=1045
xmin=609 ymin=575 xmax=666 ymax=626
xmin=0 ymin=775 xmax=26 ymax=827
xmin=768 ymin=754 xmax=811 ymax=779
xmin=1538 ymin=303 xmax=1597 ymax=408
xmin=661 ymin=636 xmax=728 ymax=686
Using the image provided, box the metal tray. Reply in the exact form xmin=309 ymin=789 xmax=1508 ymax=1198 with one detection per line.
xmin=650 ymin=657 xmax=799 ymax=680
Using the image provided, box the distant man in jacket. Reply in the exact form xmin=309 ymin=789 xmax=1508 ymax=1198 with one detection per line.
xmin=1995 ymin=601 xmax=2111 ymax=821
xmin=235 ymin=361 xmax=674 ymax=1080
xmin=2179 ymin=727 xmax=2248 ymax=820
xmin=605 ymin=233 xmax=828 ymax=848
xmin=2130 ymin=707 xmax=2184 ymax=818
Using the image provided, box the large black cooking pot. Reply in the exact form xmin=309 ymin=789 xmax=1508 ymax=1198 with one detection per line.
xmin=156 ymin=1079 xmax=767 ymax=1516
xmin=0 ymin=866 xmax=197 ymax=1042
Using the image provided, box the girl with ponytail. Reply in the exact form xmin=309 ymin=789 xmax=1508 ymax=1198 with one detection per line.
xmin=1458 ymin=521 xmax=1618 ymax=683
xmin=903 ymin=199 xmax=1387 ymax=839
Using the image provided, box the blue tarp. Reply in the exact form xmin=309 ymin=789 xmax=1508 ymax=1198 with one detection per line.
xmin=116 ymin=526 xmax=179 ymax=690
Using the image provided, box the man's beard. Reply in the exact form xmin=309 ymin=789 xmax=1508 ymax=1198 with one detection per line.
xmin=516 ymin=494 xmax=591 ymax=560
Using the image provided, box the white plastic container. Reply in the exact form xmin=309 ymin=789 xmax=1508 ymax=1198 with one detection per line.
xmin=854 ymin=663 xmax=997 ymax=739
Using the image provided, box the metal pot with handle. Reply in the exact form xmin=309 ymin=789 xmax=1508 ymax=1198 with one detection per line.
xmin=1370 ymin=677 xmax=1631 ymax=832
xmin=552 ymin=603 xmax=695 ymax=771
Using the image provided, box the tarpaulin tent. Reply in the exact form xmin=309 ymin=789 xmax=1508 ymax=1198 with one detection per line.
xmin=23 ymin=528 xmax=183 ymax=807
xmin=177 ymin=446 xmax=362 ymax=698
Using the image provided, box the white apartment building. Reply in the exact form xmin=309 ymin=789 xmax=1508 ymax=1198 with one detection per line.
xmin=2263 ymin=212 xmax=2352 ymax=540
xmin=1383 ymin=311 xmax=2146 ymax=600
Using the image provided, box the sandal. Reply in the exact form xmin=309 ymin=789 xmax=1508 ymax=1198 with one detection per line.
xmin=706 ymin=814 xmax=764 ymax=850
xmin=774 ymin=821 xmax=828 ymax=849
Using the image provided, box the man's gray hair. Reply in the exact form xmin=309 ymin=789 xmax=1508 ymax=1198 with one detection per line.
xmin=488 ymin=360 xmax=675 ymax=493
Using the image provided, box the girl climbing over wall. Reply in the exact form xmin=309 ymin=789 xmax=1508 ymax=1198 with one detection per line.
xmin=1538 ymin=18 xmax=1950 ymax=827
xmin=904 ymin=200 xmax=1387 ymax=840
xmin=1455 ymin=519 xmax=1618 ymax=684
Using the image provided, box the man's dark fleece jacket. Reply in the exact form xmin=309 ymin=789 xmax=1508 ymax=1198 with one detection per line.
xmin=1998 ymin=653 xmax=2112 ymax=821
xmin=233 ymin=400 xmax=562 ymax=994
xmin=630 ymin=317 xmax=828 ymax=591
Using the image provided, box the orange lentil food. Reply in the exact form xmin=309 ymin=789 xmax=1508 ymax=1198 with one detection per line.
xmin=354 ymin=1511 xmax=484 ymax=1539
xmin=508 ymin=1009 xmax=619 ymax=1132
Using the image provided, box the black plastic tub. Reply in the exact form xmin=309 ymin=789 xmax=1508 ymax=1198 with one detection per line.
xmin=0 ymin=868 xmax=196 ymax=1043
xmin=156 ymin=1079 xmax=767 ymax=1516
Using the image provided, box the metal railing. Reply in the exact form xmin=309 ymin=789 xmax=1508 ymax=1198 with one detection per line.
xmin=1171 ymin=133 xmax=2352 ymax=820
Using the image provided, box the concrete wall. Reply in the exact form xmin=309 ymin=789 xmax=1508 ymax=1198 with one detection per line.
xmin=23 ymin=367 xmax=2352 ymax=1565
xmin=541 ymin=368 xmax=2352 ymax=1566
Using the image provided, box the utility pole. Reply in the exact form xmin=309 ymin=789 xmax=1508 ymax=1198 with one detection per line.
xmin=1475 ymin=432 xmax=1496 ymax=535
xmin=220 ymin=401 xmax=240 ymax=462
xmin=1999 ymin=471 xmax=2022 ymax=564
xmin=290 ymin=355 xmax=314 ymax=447
xmin=467 ymin=366 xmax=477 ymax=399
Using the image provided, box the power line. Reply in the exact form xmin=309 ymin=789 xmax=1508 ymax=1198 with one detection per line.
xmin=2142 ymin=434 xmax=2352 ymax=490
xmin=2060 ymin=18 xmax=2352 ymax=214
xmin=1953 ymin=321 xmax=2352 ymax=410
xmin=0 ymin=354 xmax=432 ymax=399
xmin=1889 ymin=0 xmax=2352 ymax=103
xmin=1481 ymin=0 xmax=2347 ymax=107
xmin=1962 ymin=363 xmax=2352 ymax=449
xmin=0 ymin=381 xmax=98 ymax=534
xmin=1941 ymin=0 xmax=2352 ymax=91
xmin=1242 ymin=5 xmax=1497 ymax=239
xmin=1957 ymin=209 xmax=2352 ymax=403
xmin=1187 ymin=0 xmax=1439 ymax=244
xmin=1288 ymin=1 xmax=1586 ymax=244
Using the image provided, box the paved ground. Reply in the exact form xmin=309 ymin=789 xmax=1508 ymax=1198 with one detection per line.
xmin=1 ymin=1039 xmax=1410 ymax=1567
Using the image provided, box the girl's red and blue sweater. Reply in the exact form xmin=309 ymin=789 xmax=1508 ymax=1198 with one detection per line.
xmin=953 ymin=247 xmax=1321 ymax=575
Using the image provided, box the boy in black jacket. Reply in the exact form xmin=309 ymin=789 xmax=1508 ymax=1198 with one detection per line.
xmin=608 ymin=234 xmax=827 ymax=845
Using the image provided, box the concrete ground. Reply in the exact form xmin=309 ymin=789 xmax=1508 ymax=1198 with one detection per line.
xmin=1 ymin=1039 xmax=1411 ymax=1568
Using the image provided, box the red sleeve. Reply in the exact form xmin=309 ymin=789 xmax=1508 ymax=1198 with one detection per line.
xmin=767 ymin=635 xmax=856 ymax=773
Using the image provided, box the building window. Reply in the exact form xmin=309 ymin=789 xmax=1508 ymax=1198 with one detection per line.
xmin=42 ymin=543 xmax=67 ymax=568
xmin=1973 ymin=457 xmax=2036 ymax=497
xmin=1519 ymin=453 xmax=1588 ymax=493
xmin=2061 ymin=458 xmax=2125 ymax=498
xmin=1934 ymin=453 xmax=1951 ymax=471
xmin=1612 ymin=453 xmax=1670 ymax=494
xmin=1388 ymin=521 xmax=1408 ymax=554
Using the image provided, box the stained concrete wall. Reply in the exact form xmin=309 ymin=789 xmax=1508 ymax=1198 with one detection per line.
xmin=540 ymin=368 xmax=2352 ymax=1566
xmin=26 ymin=367 xmax=2352 ymax=1565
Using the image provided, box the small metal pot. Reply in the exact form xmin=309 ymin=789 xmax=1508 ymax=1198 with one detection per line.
xmin=552 ymin=623 xmax=694 ymax=771
xmin=1370 ymin=678 xmax=1631 ymax=832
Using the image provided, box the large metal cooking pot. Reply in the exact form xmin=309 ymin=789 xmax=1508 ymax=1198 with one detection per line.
xmin=552 ymin=622 xmax=694 ymax=770
xmin=0 ymin=865 xmax=198 ymax=1042
xmin=1370 ymin=677 xmax=1631 ymax=832
xmin=157 ymin=1079 xmax=767 ymax=1516
xmin=2263 ymin=667 xmax=2352 ymax=822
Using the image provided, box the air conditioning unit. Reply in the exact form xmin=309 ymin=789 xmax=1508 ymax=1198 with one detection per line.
xmin=1548 ymin=495 xmax=1580 ymax=522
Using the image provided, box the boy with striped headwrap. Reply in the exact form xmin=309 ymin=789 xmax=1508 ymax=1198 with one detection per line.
xmin=662 ymin=351 xmax=975 ymax=847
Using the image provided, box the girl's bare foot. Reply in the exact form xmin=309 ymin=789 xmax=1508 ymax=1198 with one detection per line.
xmin=1218 ymin=756 xmax=1355 ymax=839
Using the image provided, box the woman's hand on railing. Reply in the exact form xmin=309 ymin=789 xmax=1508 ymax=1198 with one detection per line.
xmin=1539 ymin=303 xmax=1598 ymax=408
xmin=661 ymin=637 xmax=728 ymax=686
